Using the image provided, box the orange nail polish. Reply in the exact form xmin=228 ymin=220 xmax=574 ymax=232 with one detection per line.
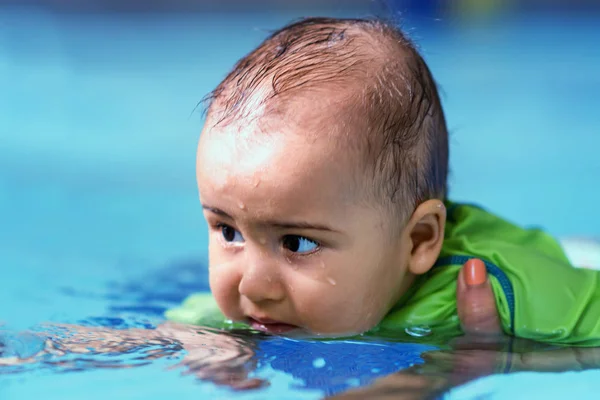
xmin=465 ymin=259 xmax=486 ymax=286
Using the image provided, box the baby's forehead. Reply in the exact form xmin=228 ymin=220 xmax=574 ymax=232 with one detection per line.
xmin=214 ymin=86 xmax=370 ymax=152
xmin=197 ymin=119 xmax=365 ymax=209
xmin=202 ymin=101 xmax=353 ymax=158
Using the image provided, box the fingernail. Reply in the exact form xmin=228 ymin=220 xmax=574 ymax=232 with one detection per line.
xmin=465 ymin=259 xmax=486 ymax=286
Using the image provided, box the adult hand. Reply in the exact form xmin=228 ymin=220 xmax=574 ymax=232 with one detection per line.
xmin=456 ymin=258 xmax=502 ymax=338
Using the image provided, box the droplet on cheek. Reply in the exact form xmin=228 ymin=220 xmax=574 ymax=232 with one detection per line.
xmin=320 ymin=261 xmax=325 ymax=269
xmin=285 ymin=256 xmax=298 ymax=269
xmin=326 ymin=277 xmax=337 ymax=286
xmin=266 ymin=276 xmax=272 ymax=283
xmin=259 ymin=237 xmax=267 ymax=245
xmin=238 ymin=202 xmax=246 ymax=210
xmin=253 ymin=177 xmax=261 ymax=187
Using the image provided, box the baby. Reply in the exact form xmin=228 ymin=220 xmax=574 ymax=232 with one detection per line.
xmin=3 ymin=16 xmax=600 ymax=397
xmin=167 ymin=16 xmax=600 ymax=345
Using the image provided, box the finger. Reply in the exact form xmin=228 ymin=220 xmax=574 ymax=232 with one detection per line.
xmin=517 ymin=347 xmax=600 ymax=372
xmin=456 ymin=259 xmax=502 ymax=336
xmin=424 ymin=349 xmax=506 ymax=385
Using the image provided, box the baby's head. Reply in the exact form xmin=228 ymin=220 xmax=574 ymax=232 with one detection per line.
xmin=197 ymin=17 xmax=449 ymax=336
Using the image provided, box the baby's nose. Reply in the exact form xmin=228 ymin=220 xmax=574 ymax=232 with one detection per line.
xmin=238 ymin=257 xmax=285 ymax=304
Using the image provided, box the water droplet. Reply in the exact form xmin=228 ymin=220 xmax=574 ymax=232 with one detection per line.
xmin=312 ymin=357 xmax=326 ymax=368
xmin=253 ymin=178 xmax=261 ymax=187
xmin=326 ymin=277 xmax=337 ymax=286
xmin=320 ymin=261 xmax=325 ymax=268
xmin=404 ymin=325 xmax=431 ymax=338
xmin=371 ymin=368 xmax=381 ymax=373
xmin=266 ymin=276 xmax=272 ymax=283
xmin=238 ymin=202 xmax=246 ymax=210
xmin=259 ymin=237 xmax=267 ymax=244
xmin=286 ymin=257 xmax=297 ymax=268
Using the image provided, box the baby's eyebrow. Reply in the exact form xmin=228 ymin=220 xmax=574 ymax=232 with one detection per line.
xmin=267 ymin=220 xmax=338 ymax=232
xmin=202 ymin=205 xmax=231 ymax=218
xmin=202 ymin=205 xmax=339 ymax=232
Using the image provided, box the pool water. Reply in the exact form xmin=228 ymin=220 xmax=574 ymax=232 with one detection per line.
xmin=1 ymin=6 xmax=600 ymax=400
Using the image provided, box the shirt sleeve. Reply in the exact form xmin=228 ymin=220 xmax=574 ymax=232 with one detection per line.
xmin=164 ymin=292 xmax=249 ymax=330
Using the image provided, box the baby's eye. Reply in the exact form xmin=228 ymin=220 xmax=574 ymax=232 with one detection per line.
xmin=282 ymin=235 xmax=319 ymax=254
xmin=218 ymin=224 xmax=244 ymax=243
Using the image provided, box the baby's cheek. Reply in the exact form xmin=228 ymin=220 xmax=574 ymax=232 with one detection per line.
xmin=333 ymin=291 xmax=387 ymax=333
xmin=209 ymin=263 xmax=243 ymax=319
xmin=296 ymin=285 xmax=376 ymax=334
xmin=345 ymin=299 xmax=382 ymax=331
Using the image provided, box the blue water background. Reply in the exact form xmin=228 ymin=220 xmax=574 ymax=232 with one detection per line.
xmin=1 ymin=5 xmax=599 ymax=399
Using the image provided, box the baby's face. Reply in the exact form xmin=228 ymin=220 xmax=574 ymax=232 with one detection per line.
xmin=196 ymin=117 xmax=415 ymax=337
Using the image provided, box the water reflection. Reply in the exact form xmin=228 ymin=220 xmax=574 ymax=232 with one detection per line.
xmin=1 ymin=323 xmax=261 ymax=389
xmin=330 ymin=337 xmax=600 ymax=399
xmin=4 ymin=320 xmax=600 ymax=399
xmin=0 ymin=322 xmax=435 ymax=395
xmin=91 ymin=259 xmax=210 ymax=318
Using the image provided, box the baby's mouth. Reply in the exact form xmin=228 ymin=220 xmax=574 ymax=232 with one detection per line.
xmin=247 ymin=317 xmax=298 ymax=334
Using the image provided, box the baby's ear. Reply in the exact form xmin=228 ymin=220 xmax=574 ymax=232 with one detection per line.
xmin=406 ymin=199 xmax=446 ymax=275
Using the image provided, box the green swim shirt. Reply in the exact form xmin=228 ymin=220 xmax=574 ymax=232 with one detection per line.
xmin=166 ymin=202 xmax=600 ymax=346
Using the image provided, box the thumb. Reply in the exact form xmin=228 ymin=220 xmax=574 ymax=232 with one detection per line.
xmin=456 ymin=259 xmax=502 ymax=336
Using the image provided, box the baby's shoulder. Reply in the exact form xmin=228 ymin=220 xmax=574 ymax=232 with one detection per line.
xmin=442 ymin=201 xmax=570 ymax=267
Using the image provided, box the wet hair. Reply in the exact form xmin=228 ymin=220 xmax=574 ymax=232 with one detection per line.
xmin=204 ymin=17 xmax=449 ymax=222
